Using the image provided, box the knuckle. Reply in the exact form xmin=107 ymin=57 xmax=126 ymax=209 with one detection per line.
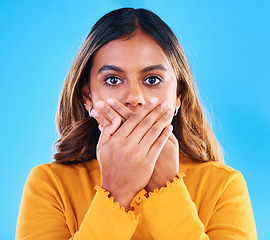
xmin=143 ymin=101 xmax=152 ymax=110
xmin=155 ymin=140 xmax=164 ymax=148
xmin=161 ymin=112 xmax=171 ymax=121
xmin=150 ymin=126 xmax=160 ymax=136
xmin=164 ymin=128 xmax=171 ymax=137
xmin=115 ymin=115 xmax=121 ymax=123
xmin=126 ymin=113 xmax=133 ymax=120
xmin=97 ymin=115 xmax=106 ymax=125
xmin=129 ymin=113 xmax=141 ymax=122
xmin=105 ymin=107 xmax=111 ymax=115
xmin=96 ymin=113 xmax=103 ymax=121
xmin=154 ymin=106 xmax=163 ymax=115
xmin=142 ymin=118 xmax=152 ymax=128
xmin=114 ymin=103 xmax=121 ymax=111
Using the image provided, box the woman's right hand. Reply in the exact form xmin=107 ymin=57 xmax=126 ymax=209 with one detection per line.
xmin=91 ymin=97 xmax=173 ymax=210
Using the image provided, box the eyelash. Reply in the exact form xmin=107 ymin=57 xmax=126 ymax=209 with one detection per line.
xmin=144 ymin=76 xmax=162 ymax=86
xmin=103 ymin=76 xmax=163 ymax=86
xmin=104 ymin=76 xmax=123 ymax=86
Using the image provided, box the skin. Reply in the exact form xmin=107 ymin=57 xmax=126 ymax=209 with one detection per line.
xmin=82 ymin=31 xmax=181 ymax=210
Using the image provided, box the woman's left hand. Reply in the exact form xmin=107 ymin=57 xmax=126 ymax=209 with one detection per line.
xmin=144 ymin=132 xmax=179 ymax=192
xmin=91 ymin=98 xmax=180 ymax=193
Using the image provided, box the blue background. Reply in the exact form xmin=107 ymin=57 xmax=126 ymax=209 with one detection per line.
xmin=0 ymin=1 xmax=269 ymax=239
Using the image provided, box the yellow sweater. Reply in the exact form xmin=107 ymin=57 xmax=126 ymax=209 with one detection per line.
xmin=16 ymin=156 xmax=257 ymax=240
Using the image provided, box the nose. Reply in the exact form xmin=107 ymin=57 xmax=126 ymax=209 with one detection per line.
xmin=123 ymin=82 xmax=145 ymax=108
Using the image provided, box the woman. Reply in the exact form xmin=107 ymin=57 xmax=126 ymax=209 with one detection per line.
xmin=16 ymin=8 xmax=257 ymax=239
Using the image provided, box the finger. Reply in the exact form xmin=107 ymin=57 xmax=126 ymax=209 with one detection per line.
xmin=114 ymin=97 xmax=159 ymax=138
xmin=92 ymin=108 xmax=121 ymax=136
xmin=127 ymin=102 xmax=172 ymax=142
xmin=91 ymin=109 xmax=111 ymax=130
xmin=168 ymin=132 xmax=178 ymax=146
xmin=98 ymin=124 xmax=104 ymax=132
xmin=147 ymin=125 xmax=173 ymax=161
xmin=96 ymin=100 xmax=126 ymax=124
xmin=138 ymin=108 xmax=173 ymax=147
xmin=107 ymin=98 xmax=133 ymax=120
xmin=97 ymin=116 xmax=122 ymax=151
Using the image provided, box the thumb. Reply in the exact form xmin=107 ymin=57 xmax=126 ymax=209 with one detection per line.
xmin=168 ymin=131 xmax=178 ymax=146
xmin=97 ymin=116 xmax=121 ymax=151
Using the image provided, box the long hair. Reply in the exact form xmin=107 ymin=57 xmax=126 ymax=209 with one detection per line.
xmin=54 ymin=8 xmax=224 ymax=164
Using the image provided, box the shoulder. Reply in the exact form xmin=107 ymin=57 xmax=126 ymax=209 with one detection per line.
xmin=25 ymin=163 xmax=76 ymax=191
xmin=25 ymin=161 xmax=91 ymax=188
xmin=28 ymin=162 xmax=83 ymax=180
xmin=180 ymin=154 xmax=240 ymax=177
xmin=29 ymin=159 xmax=99 ymax=179
xmin=26 ymin=159 xmax=100 ymax=192
xmin=179 ymin=157 xmax=250 ymax=211
xmin=180 ymin=156 xmax=246 ymax=194
xmin=187 ymin=160 xmax=238 ymax=175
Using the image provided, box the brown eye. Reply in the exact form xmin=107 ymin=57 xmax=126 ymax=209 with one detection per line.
xmin=104 ymin=77 xmax=122 ymax=86
xmin=144 ymin=76 xmax=162 ymax=85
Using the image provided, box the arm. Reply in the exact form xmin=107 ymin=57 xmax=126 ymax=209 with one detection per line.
xmin=16 ymin=165 xmax=140 ymax=240
xmin=92 ymin=98 xmax=179 ymax=193
xmin=206 ymin=171 xmax=257 ymax=239
xmin=134 ymin=170 xmax=256 ymax=240
xmin=93 ymin=98 xmax=174 ymax=210
xmin=16 ymin=98 xmax=173 ymax=240
xmin=94 ymin=100 xmax=257 ymax=239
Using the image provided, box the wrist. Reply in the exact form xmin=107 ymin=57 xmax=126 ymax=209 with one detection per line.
xmin=101 ymin=184 xmax=135 ymax=211
xmin=145 ymin=174 xmax=178 ymax=193
xmin=145 ymin=182 xmax=162 ymax=193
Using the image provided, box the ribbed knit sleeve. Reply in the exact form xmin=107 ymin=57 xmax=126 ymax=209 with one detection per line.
xmin=73 ymin=186 xmax=141 ymax=240
xmin=16 ymin=164 xmax=140 ymax=240
xmin=133 ymin=171 xmax=257 ymax=240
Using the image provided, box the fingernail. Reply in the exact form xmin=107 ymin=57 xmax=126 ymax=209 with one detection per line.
xmin=96 ymin=101 xmax=104 ymax=109
xmin=168 ymin=125 xmax=173 ymax=131
xmin=166 ymin=109 xmax=173 ymax=115
xmin=150 ymin=97 xmax=158 ymax=104
xmin=98 ymin=125 xmax=104 ymax=132
xmin=107 ymin=98 xmax=114 ymax=105
xmin=91 ymin=109 xmax=98 ymax=117
xmin=161 ymin=101 xmax=168 ymax=108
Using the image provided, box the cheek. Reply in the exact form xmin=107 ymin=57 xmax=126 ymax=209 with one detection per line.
xmin=154 ymin=86 xmax=177 ymax=109
xmin=90 ymin=88 xmax=122 ymax=106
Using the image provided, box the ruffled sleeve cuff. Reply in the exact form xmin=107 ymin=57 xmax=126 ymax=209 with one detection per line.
xmin=94 ymin=185 xmax=141 ymax=221
xmin=74 ymin=185 xmax=141 ymax=240
xmin=133 ymin=172 xmax=205 ymax=239
xmin=135 ymin=173 xmax=186 ymax=205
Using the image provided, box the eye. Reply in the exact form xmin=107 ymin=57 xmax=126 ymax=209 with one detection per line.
xmin=104 ymin=76 xmax=123 ymax=86
xmin=144 ymin=76 xmax=162 ymax=86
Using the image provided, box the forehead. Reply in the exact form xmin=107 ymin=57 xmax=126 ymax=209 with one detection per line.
xmin=91 ymin=32 xmax=173 ymax=71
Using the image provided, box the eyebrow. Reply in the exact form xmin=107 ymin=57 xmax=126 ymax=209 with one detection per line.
xmin=97 ymin=64 xmax=168 ymax=74
xmin=98 ymin=65 xmax=124 ymax=74
xmin=140 ymin=64 xmax=168 ymax=73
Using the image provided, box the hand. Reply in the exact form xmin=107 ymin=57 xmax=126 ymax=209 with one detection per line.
xmin=92 ymin=99 xmax=180 ymax=194
xmin=144 ymin=132 xmax=179 ymax=193
xmin=91 ymin=98 xmax=174 ymax=210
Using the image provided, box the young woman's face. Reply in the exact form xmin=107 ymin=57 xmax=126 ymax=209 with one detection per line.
xmin=87 ymin=31 xmax=181 ymax=112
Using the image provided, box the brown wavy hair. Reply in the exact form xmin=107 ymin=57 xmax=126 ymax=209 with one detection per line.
xmin=53 ymin=8 xmax=224 ymax=164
